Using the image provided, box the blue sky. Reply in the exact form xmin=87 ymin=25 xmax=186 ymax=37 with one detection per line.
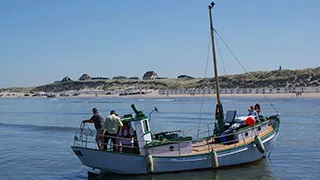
xmin=0 ymin=0 xmax=319 ymax=88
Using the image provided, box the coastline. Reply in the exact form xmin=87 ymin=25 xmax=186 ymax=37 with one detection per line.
xmin=1 ymin=92 xmax=320 ymax=99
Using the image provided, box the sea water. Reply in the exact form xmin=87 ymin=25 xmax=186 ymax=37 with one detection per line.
xmin=0 ymin=96 xmax=319 ymax=180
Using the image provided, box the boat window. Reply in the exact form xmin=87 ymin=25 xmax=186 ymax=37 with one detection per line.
xmin=143 ymin=120 xmax=150 ymax=133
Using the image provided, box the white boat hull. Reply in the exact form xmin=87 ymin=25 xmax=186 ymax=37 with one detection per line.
xmin=71 ymin=129 xmax=279 ymax=175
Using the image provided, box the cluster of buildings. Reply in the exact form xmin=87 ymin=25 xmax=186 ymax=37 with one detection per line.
xmin=56 ymin=71 xmax=195 ymax=83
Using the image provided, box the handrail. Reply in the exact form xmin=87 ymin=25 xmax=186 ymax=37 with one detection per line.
xmin=75 ymin=120 xmax=270 ymax=145
xmin=73 ymin=117 xmax=278 ymax=155
xmin=218 ymin=120 xmax=270 ymax=137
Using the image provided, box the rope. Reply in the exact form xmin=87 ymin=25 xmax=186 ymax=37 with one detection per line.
xmin=81 ymin=123 xmax=94 ymax=137
xmin=215 ymin=34 xmax=237 ymax=110
xmin=266 ymin=141 xmax=281 ymax=178
xmin=215 ymin=30 xmax=261 ymax=107
xmin=268 ymin=143 xmax=274 ymax=159
xmin=213 ymin=28 xmax=279 ymax=113
xmin=197 ymin=37 xmax=211 ymax=139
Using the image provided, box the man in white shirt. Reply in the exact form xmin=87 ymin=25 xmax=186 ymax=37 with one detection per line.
xmin=103 ymin=110 xmax=123 ymax=151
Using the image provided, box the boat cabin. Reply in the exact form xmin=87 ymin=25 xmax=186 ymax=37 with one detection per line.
xmin=120 ymin=112 xmax=152 ymax=155
xmin=119 ymin=104 xmax=193 ymax=156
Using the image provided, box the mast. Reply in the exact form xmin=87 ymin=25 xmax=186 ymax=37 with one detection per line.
xmin=208 ymin=2 xmax=224 ymax=135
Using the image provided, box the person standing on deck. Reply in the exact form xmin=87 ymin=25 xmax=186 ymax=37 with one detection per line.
xmin=118 ymin=122 xmax=135 ymax=153
xmin=254 ymin=103 xmax=261 ymax=116
xmin=82 ymin=107 xmax=104 ymax=150
xmin=103 ymin=110 xmax=123 ymax=151
xmin=248 ymin=105 xmax=259 ymax=120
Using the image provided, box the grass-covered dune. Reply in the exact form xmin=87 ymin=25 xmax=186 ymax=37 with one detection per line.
xmin=1 ymin=67 xmax=319 ymax=93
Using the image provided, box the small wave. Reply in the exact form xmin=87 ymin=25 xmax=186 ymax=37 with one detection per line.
xmin=86 ymin=100 xmax=123 ymax=104
xmin=221 ymin=100 xmax=234 ymax=103
xmin=157 ymin=111 xmax=214 ymax=116
xmin=56 ymin=99 xmax=123 ymax=104
xmin=0 ymin=111 xmax=88 ymax=116
xmin=154 ymin=99 xmax=176 ymax=102
xmin=153 ymin=98 xmax=218 ymax=103
xmin=157 ymin=115 xmax=213 ymax=122
xmin=0 ymin=122 xmax=79 ymax=133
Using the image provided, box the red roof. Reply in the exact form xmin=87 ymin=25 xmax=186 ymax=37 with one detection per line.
xmin=143 ymin=71 xmax=158 ymax=77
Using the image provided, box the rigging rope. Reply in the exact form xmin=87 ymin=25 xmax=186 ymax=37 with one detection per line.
xmin=197 ymin=37 xmax=211 ymax=139
xmin=216 ymin=35 xmax=261 ymax=107
xmin=215 ymin=35 xmax=237 ymax=110
xmin=213 ymin=28 xmax=279 ymax=114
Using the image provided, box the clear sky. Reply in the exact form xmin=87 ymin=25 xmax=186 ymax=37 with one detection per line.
xmin=0 ymin=0 xmax=319 ymax=88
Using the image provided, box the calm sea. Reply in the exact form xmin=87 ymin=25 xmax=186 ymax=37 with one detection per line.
xmin=0 ymin=96 xmax=319 ymax=180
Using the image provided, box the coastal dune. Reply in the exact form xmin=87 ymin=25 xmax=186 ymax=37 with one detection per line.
xmin=1 ymin=67 xmax=319 ymax=99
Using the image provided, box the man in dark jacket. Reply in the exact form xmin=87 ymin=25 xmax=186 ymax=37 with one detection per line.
xmin=82 ymin=107 xmax=104 ymax=149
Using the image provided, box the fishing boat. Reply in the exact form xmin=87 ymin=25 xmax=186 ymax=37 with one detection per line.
xmin=71 ymin=2 xmax=280 ymax=175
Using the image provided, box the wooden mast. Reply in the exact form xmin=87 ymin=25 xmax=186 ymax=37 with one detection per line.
xmin=208 ymin=2 xmax=221 ymax=105
xmin=208 ymin=2 xmax=224 ymax=135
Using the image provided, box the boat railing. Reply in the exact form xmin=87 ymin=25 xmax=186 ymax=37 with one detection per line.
xmin=74 ymin=118 xmax=276 ymax=155
xmin=185 ymin=121 xmax=269 ymax=150
xmin=176 ymin=119 xmax=269 ymax=142
xmin=192 ymin=120 xmax=272 ymax=151
xmin=74 ymin=132 xmax=151 ymax=153
xmin=73 ymin=131 xmax=243 ymax=156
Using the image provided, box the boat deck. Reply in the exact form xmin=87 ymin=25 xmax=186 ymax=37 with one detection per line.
xmin=189 ymin=125 xmax=274 ymax=155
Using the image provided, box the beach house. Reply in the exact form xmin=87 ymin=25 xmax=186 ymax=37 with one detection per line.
xmin=61 ymin=76 xmax=73 ymax=82
xmin=79 ymin=74 xmax=91 ymax=81
xmin=142 ymin=71 xmax=158 ymax=80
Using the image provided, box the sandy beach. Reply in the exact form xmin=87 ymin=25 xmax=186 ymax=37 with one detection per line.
xmin=162 ymin=93 xmax=320 ymax=99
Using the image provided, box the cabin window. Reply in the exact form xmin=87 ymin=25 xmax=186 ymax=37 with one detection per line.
xmin=143 ymin=120 xmax=150 ymax=133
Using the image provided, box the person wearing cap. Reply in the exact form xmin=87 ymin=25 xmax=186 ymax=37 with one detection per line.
xmin=82 ymin=107 xmax=105 ymax=149
xmin=103 ymin=110 xmax=123 ymax=151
